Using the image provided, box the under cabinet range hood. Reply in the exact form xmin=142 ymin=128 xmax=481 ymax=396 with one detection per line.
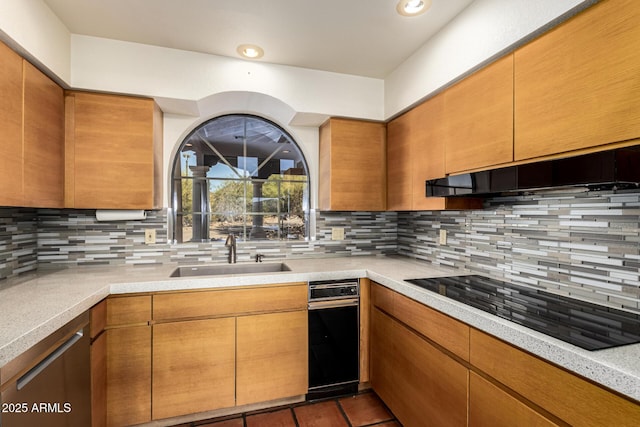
xmin=426 ymin=146 xmax=640 ymax=197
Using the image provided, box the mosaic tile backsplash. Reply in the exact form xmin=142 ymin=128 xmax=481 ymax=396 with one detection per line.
xmin=32 ymin=209 xmax=397 ymax=267
xmin=397 ymin=190 xmax=640 ymax=311
xmin=0 ymin=208 xmax=38 ymax=279
xmin=1 ymin=189 xmax=639 ymax=310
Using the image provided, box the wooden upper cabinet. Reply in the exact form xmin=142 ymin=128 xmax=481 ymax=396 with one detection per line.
xmin=0 ymin=41 xmax=24 ymax=206
xmin=413 ymin=94 xmax=446 ymax=184
xmin=386 ymin=111 xmax=413 ymax=211
xmin=65 ymin=91 xmax=163 ymax=209
xmin=444 ymin=54 xmax=514 ymax=174
xmin=387 ymin=95 xmax=482 ymax=211
xmin=0 ymin=40 xmax=64 ymax=208
xmin=319 ymin=118 xmax=386 ymax=211
xmin=514 ymin=0 xmax=640 ymax=161
xmin=23 ymin=60 xmax=64 ymax=208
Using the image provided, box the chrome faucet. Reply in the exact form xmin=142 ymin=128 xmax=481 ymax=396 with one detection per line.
xmin=224 ymin=234 xmax=237 ymax=264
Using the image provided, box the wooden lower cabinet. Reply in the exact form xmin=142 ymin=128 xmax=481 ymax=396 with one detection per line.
xmin=370 ymin=307 xmax=468 ymax=427
xmin=394 ymin=317 xmax=468 ymax=427
xmin=152 ymin=317 xmax=236 ymax=420
xmin=371 ymin=283 xmax=640 ymax=427
xmin=105 ymin=325 xmax=151 ymax=427
xmin=236 ymin=310 xmax=308 ymax=405
xmin=469 ymin=372 xmax=560 ymax=427
xmin=470 ymin=329 xmax=640 ymax=427
xmin=370 ymin=307 xmax=395 ymax=407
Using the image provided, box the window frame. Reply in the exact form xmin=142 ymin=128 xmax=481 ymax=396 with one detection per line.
xmin=170 ymin=114 xmax=311 ymax=244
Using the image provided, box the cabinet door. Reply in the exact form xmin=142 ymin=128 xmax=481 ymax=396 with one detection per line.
xmin=152 ymin=317 xmax=235 ymax=420
xmin=470 ymin=329 xmax=640 ymax=426
xmin=91 ymin=332 xmax=107 ymax=427
xmin=106 ymin=326 xmax=151 ymax=427
xmin=469 ymin=372 xmax=560 ymax=427
xmin=66 ymin=92 xmax=162 ymax=209
xmin=444 ymin=54 xmax=514 ymax=174
xmin=0 ymin=41 xmax=24 ymax=206
xmin=392 ymin=317 xmax=468 ymax=427
xmin=514 ymin=0 xmax=640 ymax=161
xmin=387 ymin=111 xmax=414 ymax=211
xmin=236 ymin=310 xmax=308 ymax=405
xmin=23 ymin=60 xmax=64 ymax=208
xmin=370 ymin=307 xmax=396 ymax=408
xmin=319 ymin=118 xmax=386 ymax=211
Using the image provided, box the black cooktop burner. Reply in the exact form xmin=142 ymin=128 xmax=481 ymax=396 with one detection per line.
xmin=406 ymin=275 xmax=640 ymax=351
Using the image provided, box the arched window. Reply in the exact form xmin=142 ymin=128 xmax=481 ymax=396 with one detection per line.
xmin=171 ymin=114 xmax=310 ymax=243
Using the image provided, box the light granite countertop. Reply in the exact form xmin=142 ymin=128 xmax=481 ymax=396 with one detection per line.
xmin=1 ymin=255 xmax=639 ymax=402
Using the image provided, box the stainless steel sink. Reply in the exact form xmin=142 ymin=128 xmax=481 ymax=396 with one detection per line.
xmin=170 ymin=262 xmax=291 ymax=278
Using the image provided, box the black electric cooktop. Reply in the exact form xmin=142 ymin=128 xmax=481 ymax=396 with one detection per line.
xmin=406 ymin=275 xmax=640 ymax=351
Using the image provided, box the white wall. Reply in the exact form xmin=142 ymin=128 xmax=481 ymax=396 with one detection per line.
xmin=69 ymin=35 xmax=385 ymax=121
xmin=0 ymin=0 xmax=71 ymax=83
xmin=384 ymin=0 xmax=595 ymax=118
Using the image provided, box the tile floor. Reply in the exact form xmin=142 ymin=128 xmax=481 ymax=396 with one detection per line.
xmin=173 ymin=391 xmax=400 ymax=427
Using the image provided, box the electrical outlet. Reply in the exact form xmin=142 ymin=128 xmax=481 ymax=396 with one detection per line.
xmin=144 ymin=229 xmax=156 ymax=244
xmin=331 ymin=227 xmax=345 ymax=240
xmin=439 ymin=229 xmax=447 ymax=245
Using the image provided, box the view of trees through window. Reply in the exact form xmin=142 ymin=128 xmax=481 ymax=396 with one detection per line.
xmin=172 ymin=115 xmax=309 ymax=243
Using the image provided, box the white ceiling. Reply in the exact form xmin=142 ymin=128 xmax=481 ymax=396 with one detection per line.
xmin=43 ymin=0 xmax=474 ymax=79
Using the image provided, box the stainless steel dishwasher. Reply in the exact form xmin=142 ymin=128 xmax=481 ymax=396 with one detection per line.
xmin=307 ymin=279 xmax=360 ymax=400
xmin=0 ymin=312 xmax=91 ymax=427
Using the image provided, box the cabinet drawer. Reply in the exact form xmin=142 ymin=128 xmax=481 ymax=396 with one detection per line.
xmin=106 ymin=295 xmax=151 ymax=327
xmin=469 ymin=372 xmax=560 ymax=427
xmin=371 ymin=283 xmax=470 ymax=361
xmin=470 ymin=329 xmax=640 ymax=426
xmin=394 ymin=292 xmax=469 ymax=361
xmin=371 ymin=283 xmax=394 ymax=314
xmin=153 ymin=283 xmax=307 ymax=321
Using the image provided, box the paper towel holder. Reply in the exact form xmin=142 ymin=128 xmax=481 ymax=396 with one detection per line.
xmin=95 ymin=210 xmax=147 ymax=222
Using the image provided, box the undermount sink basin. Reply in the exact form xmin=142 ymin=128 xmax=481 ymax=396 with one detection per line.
xmin=170 ymin=262 xmax=292 ymax=278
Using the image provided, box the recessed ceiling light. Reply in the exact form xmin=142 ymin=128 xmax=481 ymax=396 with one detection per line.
xmin=237 ymin=44 xmax=264 ymax=59
xmin=396 ymin=0 xmax=432 ymax=17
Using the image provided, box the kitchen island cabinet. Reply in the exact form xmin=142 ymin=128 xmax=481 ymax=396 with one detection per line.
xmin=319 ymin=117 xmax=386 ymax=211
xmin=64 ymin=91 xmax=163 ymax=209
xmin=514 ymin=0 xmax=640 ymax=161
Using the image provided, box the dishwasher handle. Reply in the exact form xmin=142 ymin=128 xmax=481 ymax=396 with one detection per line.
xmin=308 ymin=298 xmax=359 ymax=310
xmin=16 ymin=329 xmax=84 ymax=391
